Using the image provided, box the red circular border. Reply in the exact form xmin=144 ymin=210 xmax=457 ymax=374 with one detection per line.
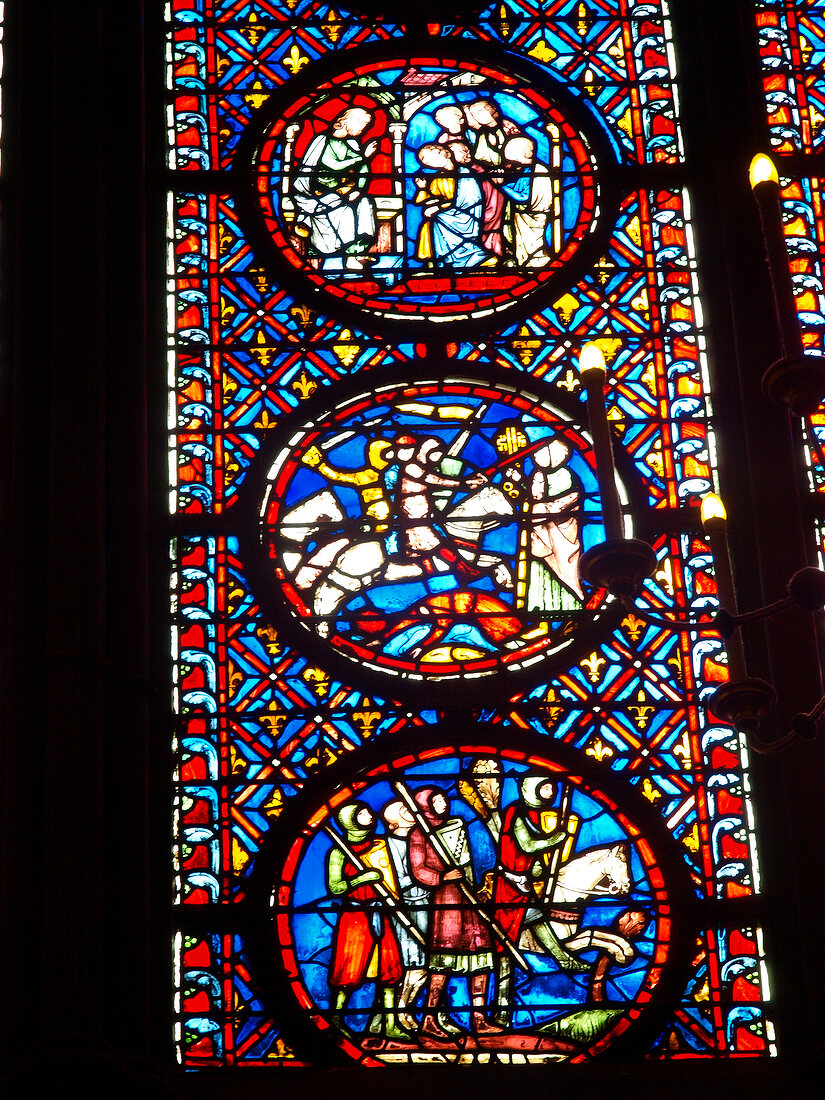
xmin=255 ymin=57 xmax=600 ymax=321
xmin=275 ymin=742 xmax=671 ymax=1066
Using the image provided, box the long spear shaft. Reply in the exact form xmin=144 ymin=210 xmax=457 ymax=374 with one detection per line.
xmin=393 ymin=781 xmax=530 ymax=971
xmin=323 ymin=824 xmax=426 ymax=947
xmin=543 ymin=783 xmax=572 ymax=906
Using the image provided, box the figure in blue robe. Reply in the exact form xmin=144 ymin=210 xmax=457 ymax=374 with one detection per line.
xmin=415 ymin=143 xmax=489 ymax=268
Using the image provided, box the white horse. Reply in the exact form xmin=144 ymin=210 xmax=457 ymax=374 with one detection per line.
xmin=540 ymin=844 xmax=636 ymax=964
xmin=281 ymin=487 xmax=514 ymax=635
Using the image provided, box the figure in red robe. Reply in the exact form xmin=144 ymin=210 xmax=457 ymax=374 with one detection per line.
xmin=408 ymin=787 xmax=499 ymax=1040
xmin=327 ymin=801 xmax=408 ymax=1041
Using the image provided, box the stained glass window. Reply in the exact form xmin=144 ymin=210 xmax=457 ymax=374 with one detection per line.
xmin=168 ymin=1 xmax=775 ymax=1067
xmin=755 ymin=0 xmax=825 ymax=565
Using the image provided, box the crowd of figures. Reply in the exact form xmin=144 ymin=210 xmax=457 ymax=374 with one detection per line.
xmin=290 ymin=94 xmax=561 ymax=273
xmin=316 ymin=765 xmax=650 ymax=1051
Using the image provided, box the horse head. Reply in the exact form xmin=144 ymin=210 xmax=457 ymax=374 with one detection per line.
xmin=553 ymin=843 xmax=631 ymax=903
xmin=603 ymin=844 xmax=630 ymax=895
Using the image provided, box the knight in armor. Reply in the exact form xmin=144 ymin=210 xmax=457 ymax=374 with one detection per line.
xmin=492 ymin=777 xmax=588 ymax=1026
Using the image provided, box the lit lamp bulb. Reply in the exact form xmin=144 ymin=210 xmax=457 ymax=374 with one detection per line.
xmin=580 ymin=341 xmax=622 ymax=539
xmin=701 ymin=491 xmax=747 ymax=682
xmin=579 ymin=341 xmax=606 ymax=378
xmin=749 ymin=151 xmax=804 ymax=361
xmin=749 ymin=153 xmax=779 ymax=190
xmin=700 ymin=492 xmax=727 ymax=529
xmin=576 ymin=340 xmax=658 ymax=594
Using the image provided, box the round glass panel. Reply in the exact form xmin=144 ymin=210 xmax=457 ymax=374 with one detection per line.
xmin=254 ymin=56 xmax=603 ymax=325
xmin=257 ymin=378 xmax=622 ymax=683
xmin=274 ymin=744 xmax=673 ymax=1064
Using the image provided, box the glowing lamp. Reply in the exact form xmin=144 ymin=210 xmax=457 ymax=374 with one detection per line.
xmin=579 ymin=341 xmax=607 ymax=377
xmin=700 ymin=492 xmax=727 ymax=528
xmin=749 ymin=153 xmax=779 ymax=190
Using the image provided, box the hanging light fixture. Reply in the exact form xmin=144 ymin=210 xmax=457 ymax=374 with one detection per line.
xmin=750 ymin=152 xmax=825 ymax=415
xmin=576 ymin=340 xmax=825 ymax=748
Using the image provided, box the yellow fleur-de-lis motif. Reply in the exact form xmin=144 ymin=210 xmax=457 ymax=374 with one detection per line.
xmin=641 ymin=360 xmax=657 ymax=395
xmin=621 ymin=613 xmax=645 ymax=642
xmin=625 ymin=216 xmax=642 ymax=247
xmin=617 ymin=106 xmax=634 ymax=140
xmin=322 ymin=10 xmax=343 ymax=44
xmin=497 ymin=3 xmax=514 ymax=39
xmin=540 ymin=686 xmax=563 ymax=724
xmin=233 ymin=837 xmax=251 ymax=872
xmin=668 ymin=651 xmax=683 ymax=680
xmin=303 ymin=666 xmax=330 ymax=697
xmin=290 ymin=303 xmax=315 ymax=327
xmin=220 ymin=295 xmax=236 ymax=323
xmin=306 ymin=744 xmax=338 ymax=771
xmin=222 ymin=375 xmax=238 ymax=398
xmin=655 ymin=556 xmax=675 ymax=596
xmin=218 ymin=223 xmax=235 ymax=255
xmin=256 ymin=623 xmax=281 ymax=657
xmin=250 ymin=328 xmax=273 ymax=370
xmin=628 ymin=688 xmax=654 ymax=730
xmin=229 ymin=744 xmax=247 ymax=777
xmin=249 ymin=266 xmax=269 ymax=294
xmin=595 ymin=256 xmax=614 ymax=285
xmin=283 ymin=44 xmax=309 ymax=75
xmin=245 ymin=78 xmax=269 ymax=111
xmin=673 ymin=729 xmax=692 ymax=769
xmin=557 ymin=368 xmax=580 ymax=393
xmin=641 ymin=778 xmax=661 ymax=803
xmin=631 ymin=286 xmax=649 ymax=316
xmin=646 ymin=446 xmax=664 ymax=477
xmin=262 ymin=788 xmax=284 ymax=819
xmin=582 ymin=66 xmax=600 ymax=97
xmin=292 ymin=370 xmax=317 ymax=400
xmin=227 ymin=660 xmax=244 ymax=699
xmin=333 ymin=328 xmax=360 ymax=367
xmin=586 ymin=737 xmax=614 ymax=762
xmin=243 ymin=12 xmax=263 ymax=46
xmin=255 ymin=409 xmax=276 ymax=430
xmin=226 ymin=581 xmax=246 ymax=616
xmin=607 ymin=36 xmax=626 ymax=66
xmin=511 ymin=324 xmax=542 ymax=367
xmin=553 ymin=292 xmax=579 ymax=324
xmin=353 ymin=697 xmax=381 ymax=738
xmin=260 ymin=706 xmax=287 ymax=736
xmin=606 ymin=404 xmax=625 ymax=435
xmin=581 ymin=650 xmax=606 ymax=683
xmin=576 ymin=1 xmax=591 ymax=36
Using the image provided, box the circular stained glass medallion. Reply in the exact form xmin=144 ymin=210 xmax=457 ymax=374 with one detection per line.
xmin=253 ymin=54 xmax=608 ymax=328
xmin=271 ymin=743 xmax=676 ymax=1065
xmin=255 ymin=378 xmax=625 ymax=688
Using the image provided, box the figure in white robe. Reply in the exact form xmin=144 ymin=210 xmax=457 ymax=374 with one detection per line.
xmin=527 ymin=440 xmax=584 ymax=611
xmin=293 ymin=107 xmax=378 ymax=262
xmin=502 ymin=136 xmax=554 ymax=268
